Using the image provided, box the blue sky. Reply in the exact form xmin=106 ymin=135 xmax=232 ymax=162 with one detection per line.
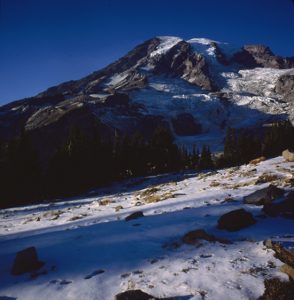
xmin=0 ymin=0 xmax=294 ymax=104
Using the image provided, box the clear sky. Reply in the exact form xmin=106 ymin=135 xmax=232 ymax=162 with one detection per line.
xmin=0 ymin=0 xmax=294 ymax=105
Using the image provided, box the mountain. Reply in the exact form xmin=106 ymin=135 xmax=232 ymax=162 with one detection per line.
xmin=1 ymin=36 xmax=294 ymax=156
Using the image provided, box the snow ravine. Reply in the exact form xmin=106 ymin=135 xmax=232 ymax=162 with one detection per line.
xmin=0 ymin=157 xmax=293 ymax=299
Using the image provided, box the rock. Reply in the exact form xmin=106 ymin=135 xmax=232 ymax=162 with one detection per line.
xmin=232 ymin=44 xmax=293 ymax=69
xmin=282 ymin=149 xmax=294 ymax=162
xmin=125 ymin=211 xmax=144 ymax=221
xmin=263 ymin=191 xmax=294 ymax=219
xmin=280 ymin=264 xmax=294 ymax=281
xmin=153 ymin=40 xmax=216 ymax=91
xmin=259 ymin=278 xmax=294 ymax=300
xmin=243 ymin=185 xmax=284 ymax=206
xmin=264 ymin=239 xmax=294 ymax=268
xmin=114 ymin=290 xmax=157 ymax=300
xmin=182 ymin=229 xmax=229 ymax=245
xmin=217 ymin=209 xmax=256 ymax=232
xmin=11 ymin=247 xmax=44 ymax=275
xmin=275 ymin=75 xmax=294 ymax=103
xmin=171 ymin=113 xmax=202 ymax=136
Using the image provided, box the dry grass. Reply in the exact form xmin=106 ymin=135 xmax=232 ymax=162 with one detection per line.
xmin=99 ymin=198 xmax=114 ymax=206
xmin=209 ymin=181 xmax=221 ymax=187
xmin=43 ymin=210 xmax=64 ymax=219
xmin=114 ymin=205 xmax=123 ymax=212
xmin=139 ymin=187 xmax=160 ymax=197
xmin=68 ymin=213 xmax=88 ymax=221
xmin=255 ymin=173 xmax=279 ymax=184
xmin=249 ymin=156 xmax=266 ymax=165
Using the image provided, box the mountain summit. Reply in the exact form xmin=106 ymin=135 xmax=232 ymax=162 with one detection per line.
xmin=1 ymin=36 xmax=294 ymax=154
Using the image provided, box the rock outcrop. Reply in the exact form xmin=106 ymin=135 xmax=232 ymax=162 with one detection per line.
xmin=171 ymin=113 xmax=202 ymax=136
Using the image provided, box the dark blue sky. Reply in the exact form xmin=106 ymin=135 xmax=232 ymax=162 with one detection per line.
xmin=1 ymin=0 xmax=294 ymax=104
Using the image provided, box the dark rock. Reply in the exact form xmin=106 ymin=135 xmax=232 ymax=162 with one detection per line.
xmin=243 ymin=185 xmax=284 ymax=206
xmin=232 ymin=44 xmax=293 ymax=69
xmin=114 ymin=290 xmax=157 ymax=300
xmin=104 ymin=93 xmax=129 ymax=107
xmin=259 ymin=278 xmax=294 ymax=300
xmin=11 ymin=247 xmax=44 ymax=275
xmin=172 ymin=113 xmax=202 ymax=136
xmin=182 ymin=229 xmax=230 ymax=245
xmin=125 ymin=211 xmax=144 ymax=221
xmin=211 ymin=42 xmax=230 ymax=66
xmin=153 ymin=41 xmax=216 ymax=91
xmin=263 ymin=191 xmax=294 ymax=219
xmin=217 ymin=209 xmax=256 ymax=232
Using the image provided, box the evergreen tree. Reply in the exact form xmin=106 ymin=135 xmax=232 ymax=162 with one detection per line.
xmin=199 ymin=145 xmax=213 ymax=169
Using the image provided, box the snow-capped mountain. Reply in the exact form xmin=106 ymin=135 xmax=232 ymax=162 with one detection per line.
xmin=1 ymin=36 xmax=293 ymax=152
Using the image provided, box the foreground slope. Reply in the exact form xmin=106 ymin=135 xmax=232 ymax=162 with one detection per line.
xmin=0 ymin=156 xmax=293 ymax=299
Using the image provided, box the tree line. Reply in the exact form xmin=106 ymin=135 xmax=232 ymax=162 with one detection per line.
xmin=0 ymin=120 xmax=293 ymax=208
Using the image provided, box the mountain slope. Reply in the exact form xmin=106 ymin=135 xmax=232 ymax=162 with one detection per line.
xmin=0 ymin=36 xmax=294 ymax=154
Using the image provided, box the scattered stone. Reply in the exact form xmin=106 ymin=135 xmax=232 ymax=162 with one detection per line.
xmin=84 ymin=269 xmax=105 ymax=279
xmin=125 ymin=211 xmax=144 ymax=221
xmin=11 ymin=247 xmax=44 ymax=276
xmin=263 ymin=191 xmax=294 ymax=219
xmin=282 ymin=149 xmax=294 ymax=162
xmin=114 ymin=289 xmax=158 ymax=300
xmin=182 ymin=229 xmax=230 ymax=245
xmin=120 ymin=273 xmax=131 ymax=279
xmin=217 ymin=209 xmax=256 ymax=231
xmin=59 ymin=279 xmax=72 ymax=285
xmin=259 ymin=278 xmax=294 ymax=300
xmin=243 ymin=185 xmax=284 ymax=206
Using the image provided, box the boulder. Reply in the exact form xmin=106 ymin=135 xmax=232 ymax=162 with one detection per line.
xmin=217 ymin=209 xmax=256 ymax=232
xmin=171 ymin=113 xmax=202 ymax=136
xmin=259 ymin=278 xmax=294 ymax=300
xmin=282 ymin=149 xmax=294 ymax=162
xmin=263 ymin=191 xmax=294 ymax=219
xmin=114 ymin=290 xmax=157 ymax=300
xmin=125 ymin=211 xmax=144 ymax=221
xmin=243 ymin=185 xmax=284 ymax=206
xmin=11 ymin=247 xmax=44 ymax=275
xmin=182 ymin=229 xmax=230 ymax=245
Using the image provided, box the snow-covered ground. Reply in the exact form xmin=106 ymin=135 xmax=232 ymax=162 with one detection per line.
xmin=0 ymin=157 xmax=293 ymax=299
